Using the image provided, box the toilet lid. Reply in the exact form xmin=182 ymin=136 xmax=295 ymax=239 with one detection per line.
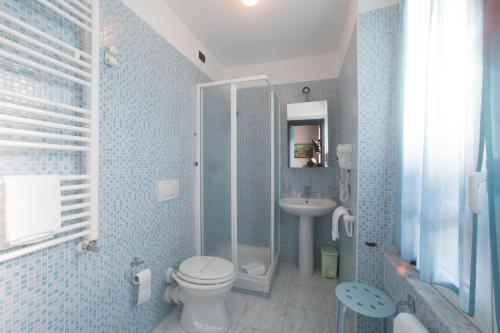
xmin=178 ymin=256 xmax=234 ymax=282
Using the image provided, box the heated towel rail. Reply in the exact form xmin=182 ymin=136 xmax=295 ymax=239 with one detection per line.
xmin=0 ymin=0 xmax=99 ymax=262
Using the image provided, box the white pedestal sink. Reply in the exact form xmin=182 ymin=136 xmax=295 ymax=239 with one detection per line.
xmin=279 ymin=197 xmax=337 ymax=277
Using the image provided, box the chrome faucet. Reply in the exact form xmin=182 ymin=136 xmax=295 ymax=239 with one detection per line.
xmin=304 ymin=186 xmax=311 ymax=198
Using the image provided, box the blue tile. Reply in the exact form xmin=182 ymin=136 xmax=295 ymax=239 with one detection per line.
xmin=356 ymin=4 xmax=400 ymax=332
xmin=0 ymin=0 xmax=209 ymax=331
xmin=275 ymin=79 xmax=341 ymax=267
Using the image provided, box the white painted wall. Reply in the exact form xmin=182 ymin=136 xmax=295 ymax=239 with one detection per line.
xmin=122 ymin=0 xmax=224 ymax=80
xmin=120 ymin=0 xmax=341 ymax=84
xmin=222 ymin=0 xmax=362 ymax=84
xmin=359 ymin=0 xmax=400 ymax=13
xmin=337 ymin=0 xmax=358 ymax=71
xmin=223 ymin=53 xmax=339 ymax=85
xmin=120 ymin=0 xmax=399 ymax=84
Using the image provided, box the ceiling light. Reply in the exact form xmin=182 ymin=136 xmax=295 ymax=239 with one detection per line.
xmin=242 ymin=0 xmax=260 ymax=7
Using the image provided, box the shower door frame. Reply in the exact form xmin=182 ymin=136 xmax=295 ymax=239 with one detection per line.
xmin=195 ymin=75 xmax=280 ymax=293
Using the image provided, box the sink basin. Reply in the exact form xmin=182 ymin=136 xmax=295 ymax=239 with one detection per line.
xmin=279 ymin=198 xmax=337 ymax=218
xmin=279 ymin=197 xmax=337 ymax=277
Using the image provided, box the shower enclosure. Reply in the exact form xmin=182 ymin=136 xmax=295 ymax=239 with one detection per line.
xmin=195 ymin=75 xmax=280 ymax=293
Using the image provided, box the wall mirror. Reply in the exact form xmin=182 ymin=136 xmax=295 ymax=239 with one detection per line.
xmin=287 ymin=100 xmax=328 ymax=168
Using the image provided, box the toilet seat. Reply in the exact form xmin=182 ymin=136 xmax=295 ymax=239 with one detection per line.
xmin=173 ymin=272 xmax=235 ymax=291
xmin=165 ymin=256 xmax=236 ymax=333
xmin=176 ymin=256 xmax=235 ymax=285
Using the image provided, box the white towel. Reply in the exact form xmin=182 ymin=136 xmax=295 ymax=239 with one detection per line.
xmin=1 ymin=175 xmax=61 ymax=246
xmin=241 ymin=262 xmax=266 ymax=276
xmin=332 ymin=206 xmax=349 ymax=241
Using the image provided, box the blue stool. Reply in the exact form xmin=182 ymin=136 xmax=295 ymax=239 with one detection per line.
xmin=334 ymin=282 xmax=396 ymax=333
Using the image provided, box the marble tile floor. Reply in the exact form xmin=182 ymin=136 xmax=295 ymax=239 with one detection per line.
xmin=152 ymin=262 xmax=354 ymax=333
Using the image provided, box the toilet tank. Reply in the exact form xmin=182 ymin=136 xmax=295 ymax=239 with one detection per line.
xmin=393 ymin=313 xmax=429 ymax=333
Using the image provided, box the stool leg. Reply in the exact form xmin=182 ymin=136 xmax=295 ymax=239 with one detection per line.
xmin=380 ymin=318 xmax=386 ymax=333
xmin=341 ymin=305 xmax=347 ymax=333
xmin=335 ymin=300 xmax=341 ymax=333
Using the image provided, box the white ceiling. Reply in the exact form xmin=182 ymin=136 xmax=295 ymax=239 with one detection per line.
xmin=163 ymin=0 xmax=351 ymax=68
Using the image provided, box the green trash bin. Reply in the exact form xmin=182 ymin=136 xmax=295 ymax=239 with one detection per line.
xmin=321 ymin=246 xmax=339 ymax=279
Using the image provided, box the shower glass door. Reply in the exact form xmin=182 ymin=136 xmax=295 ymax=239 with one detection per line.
xmin=200 ymin=83 xmax=232 ymax=261
xmin=273 ymin=92 xmax=280 ymax=260
xmin=235 ymin=79 xmax=273 ymax=275
xmin=197 ymin=76 xmax=279 ymax=292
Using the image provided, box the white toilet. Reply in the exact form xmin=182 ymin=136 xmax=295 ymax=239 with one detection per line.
xmin=164 ymin=256 xmax=236 ymax=333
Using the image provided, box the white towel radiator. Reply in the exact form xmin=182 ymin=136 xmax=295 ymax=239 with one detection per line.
xmin=0 ymin=0 xmax=99 ymax=262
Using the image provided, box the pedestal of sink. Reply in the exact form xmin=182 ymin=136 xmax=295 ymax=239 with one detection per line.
xmin=279 ymin=197 xmax=337 ymax=278
xmin=299 ymin=216 xmax=314 ymax=277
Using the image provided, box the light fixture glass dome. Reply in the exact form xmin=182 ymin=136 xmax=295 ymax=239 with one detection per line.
xmin=242 ymin=0 xmax=260 ymax=7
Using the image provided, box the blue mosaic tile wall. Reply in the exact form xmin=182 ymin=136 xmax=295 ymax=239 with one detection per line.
xmin=356 ymin=5 xmax=400 ymax=333
xmin=237 ymin=87 xmax=271 ymax=248
xmin=0 ymin=0 xmax=209 ymax=331
xmin=337 ymin=25 xmax=358 ymax=285
xmin=275 ymin=79 xmax=341 ymax=267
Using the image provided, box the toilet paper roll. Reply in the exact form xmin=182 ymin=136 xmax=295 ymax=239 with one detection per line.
xmin=132 ymin=268 xmax=151 ymax=305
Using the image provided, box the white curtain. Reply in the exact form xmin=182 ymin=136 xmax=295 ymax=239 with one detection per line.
xmin=399 ymin=0 xmax=483 ymax=314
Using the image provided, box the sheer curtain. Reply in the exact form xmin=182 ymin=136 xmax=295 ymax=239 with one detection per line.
xmin=483 ymin=0 xmax=500 ymax=327
xmin=399 ymin=0 xmax=483 ymax=314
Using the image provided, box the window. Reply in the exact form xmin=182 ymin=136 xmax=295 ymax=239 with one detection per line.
xmin=399 ymin=1 xmax=494 ymax=331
